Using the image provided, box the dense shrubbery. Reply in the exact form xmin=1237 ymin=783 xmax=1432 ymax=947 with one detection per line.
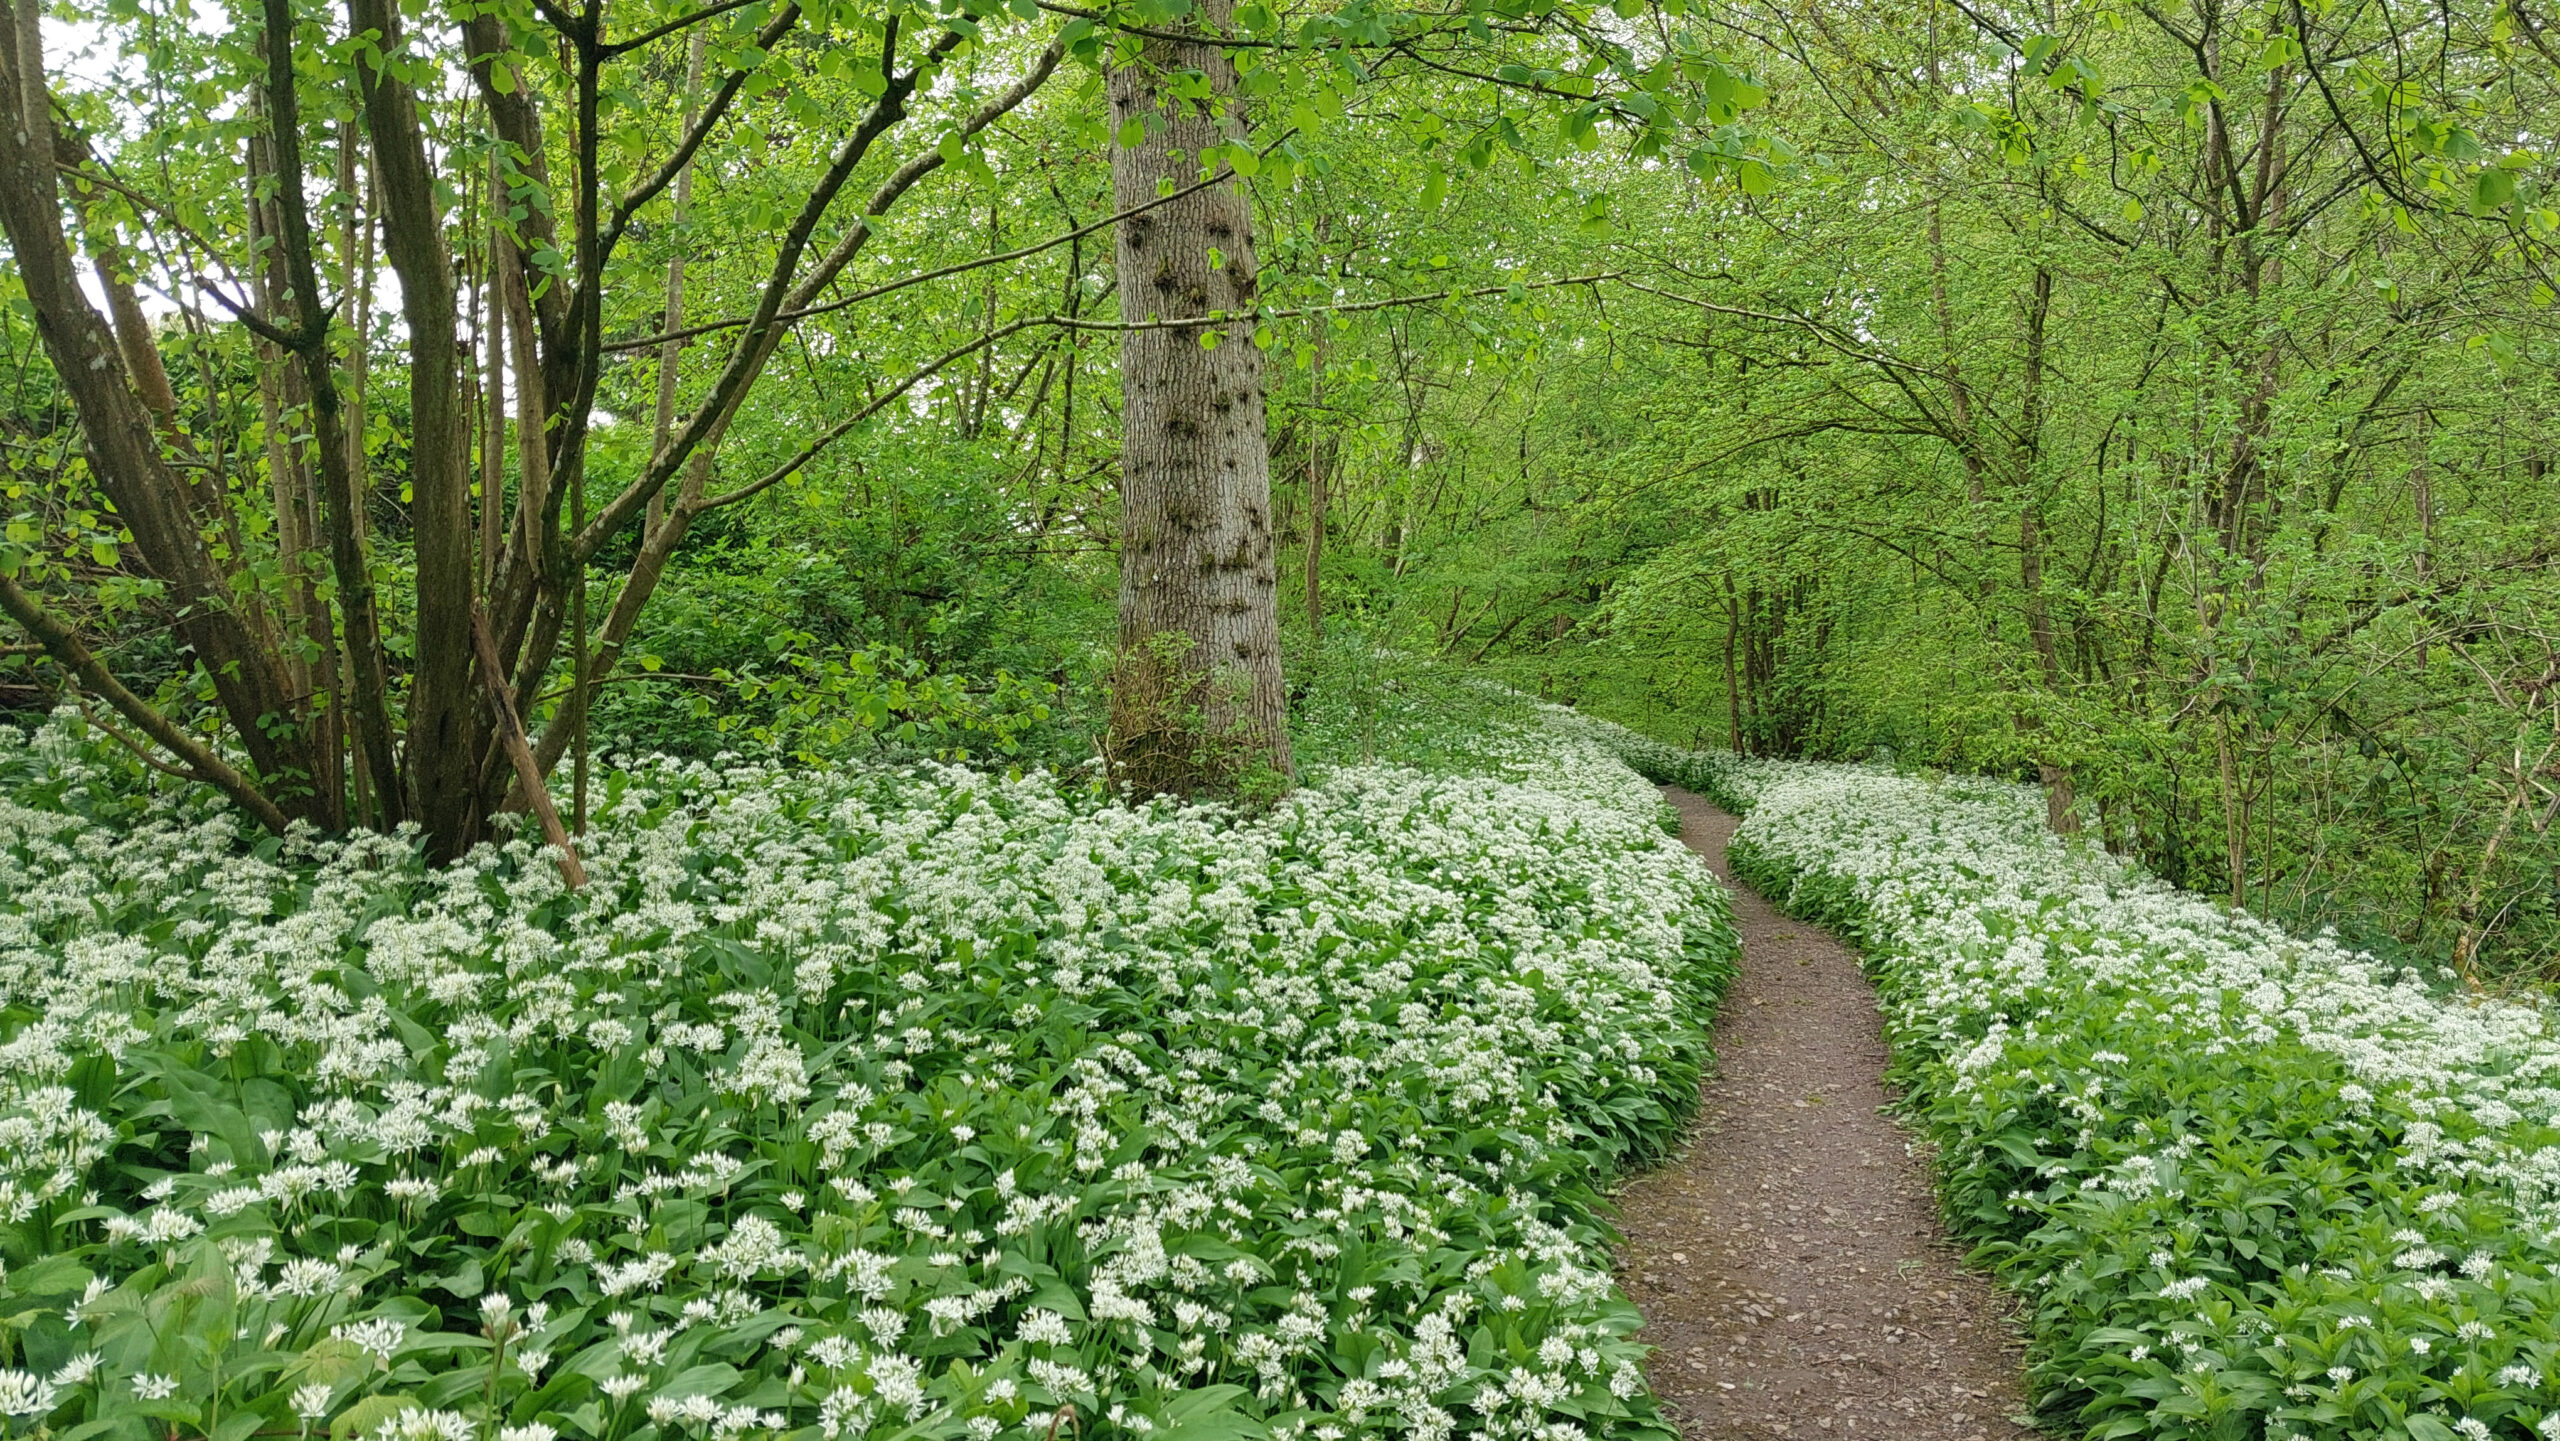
xmin=1592 ymin=721 xmax=2560 ymax=1441
xmin=586 ymin=537 xmax=1096 ymax=770
xmin=0 ymin=699 xmax=1732 ymax=1441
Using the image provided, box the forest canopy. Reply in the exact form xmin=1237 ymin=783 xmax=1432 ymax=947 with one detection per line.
xmin=2 ymin=0 xmax=2556 ymax=971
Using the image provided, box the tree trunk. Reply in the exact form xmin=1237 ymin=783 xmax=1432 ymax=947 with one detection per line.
xmin=245 ymin=70 xmax=348 ymax=827
xmin=648 ymin=26 xmax=709 ymax=532
xmin=1304 ymin=329 xmax=1327 ymax=643
xmin=1722 ymin=585 xmax=1743 ymax=754
xmin=348 ymin=0 xmax=473 ymax=856
xmin=2012 ymin=266 xmax=2076 ymax=834
xmin=2219 ymin=712 xmax=2247 ymax=909
xmin=258 ymin=0 xmax=395 ymax=829
xmin=482 ymin=154 xmax=507 ymax=589
xmin=1105 ymin=0 xmax=1292 ymax=795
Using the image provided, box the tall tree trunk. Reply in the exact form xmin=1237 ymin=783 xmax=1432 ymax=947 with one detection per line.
xmin=53 ymin=124 xmax=187 ymax=436
xmin=648 ymin=26 xmax=709 ymax=532
xmin=2219 ymin=712 xmax=2247 ymax=908
xmin=1105 ymin=0 xmax=1291 ymax=795
xmin=246 ymin=96 xmax=346 ymax=827
xmin=258 ymin=0 xmax=399 ymax=828
xmin=1722 ymin=585 xmax=1743 ymax=753
xmin=349 ymin=0 xmax=473 ymax=855
xmin=339 ymin=114 xmax=376 ymax=821
xmin=341 ymin=115 xmax=373 ymax=534
xmin=1304 ymin=328 xmax=1327 ymax=643
xmin=2012 ymin=265 xmax=2077 ymax=834
xmin=482 ymin=153 xmax=508 ymax=589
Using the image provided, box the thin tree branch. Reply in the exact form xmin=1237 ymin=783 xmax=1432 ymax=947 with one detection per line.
xmin=1037 ymin=270 xmax=1621 ymax=332
xmin=602 ymin=0 xmax=763 ymax=56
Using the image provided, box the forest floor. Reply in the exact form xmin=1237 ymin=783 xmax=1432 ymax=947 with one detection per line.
xmin=1615 ymin=789 xmax=2042 ymax=1441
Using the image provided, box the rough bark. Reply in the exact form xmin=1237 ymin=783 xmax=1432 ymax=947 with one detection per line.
xmin=1105 ymin=0 xmax=1292 ymax=794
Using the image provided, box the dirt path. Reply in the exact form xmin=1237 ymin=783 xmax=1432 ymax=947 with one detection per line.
xmin=1616 ymin=788 xmax=2038 ymax=1441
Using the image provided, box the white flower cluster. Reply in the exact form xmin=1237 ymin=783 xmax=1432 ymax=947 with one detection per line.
xmin=0 ymin=707 xmax=1733 ymax=1440
xmin=1583 ymin=716 xmax=2560 ymax=1440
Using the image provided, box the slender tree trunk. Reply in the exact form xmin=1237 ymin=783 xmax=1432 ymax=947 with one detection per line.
xmin=57 ymin=122 xmax=247 ymax=559
xmin=51 ymin=126 xmax=186 ymax=432
xmin=483 ymin=153 xmax=508 ymax=590
xmin=342 ymin=116 xmax=373 ymax=534
xmin=2220 ymin=712 xmax=2247 ymax=908
xmin=259 ymin=0 xmax=405 ymax=827
xmin=1723 ymin=586 xmax=1743 ymax=754
xmin=338 ymin=115 xmax=379 ymax=822
xmin=245 ymin=149 xmax=315 ymax=708
xmin=247 ymin=101 xmax=348 ymax=826
xmin=349 ymin=0 xmax=472 ymax=855
xmin=648 ymin=26 xmax=709 ymax=532
xmin=2012 ymin=266 xmax=2076 ymax=834
xmin=1304 ymin=328 xmax=1327 ymax=643
xmin=1105 ymin=0 xmax=1291 ymax=794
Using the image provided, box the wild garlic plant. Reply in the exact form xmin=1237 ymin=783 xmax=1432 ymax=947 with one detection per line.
xmin=0 ymin=707 xmax=1734 ymax=1441
xmin=1591 ymin=720 xmax=2560 ymax=1441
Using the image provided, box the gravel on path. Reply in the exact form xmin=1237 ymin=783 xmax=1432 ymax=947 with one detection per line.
xmin=1615 ymin=787 xmax=2039 ymax=1441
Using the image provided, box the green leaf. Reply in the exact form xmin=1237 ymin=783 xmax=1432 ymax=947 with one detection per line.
xmin=333 ymin=1396 xmax=424 ymax=1441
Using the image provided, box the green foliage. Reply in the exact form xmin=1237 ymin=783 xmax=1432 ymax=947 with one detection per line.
xmin=588 ymin=539 xmax=1094 ymax=768
xmin=1272 ymin=0 xmax=2560 ymax=980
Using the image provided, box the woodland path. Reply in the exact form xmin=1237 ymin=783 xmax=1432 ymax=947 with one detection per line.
xmin=1614 ymin=788 xmax=2040 ymax=1441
